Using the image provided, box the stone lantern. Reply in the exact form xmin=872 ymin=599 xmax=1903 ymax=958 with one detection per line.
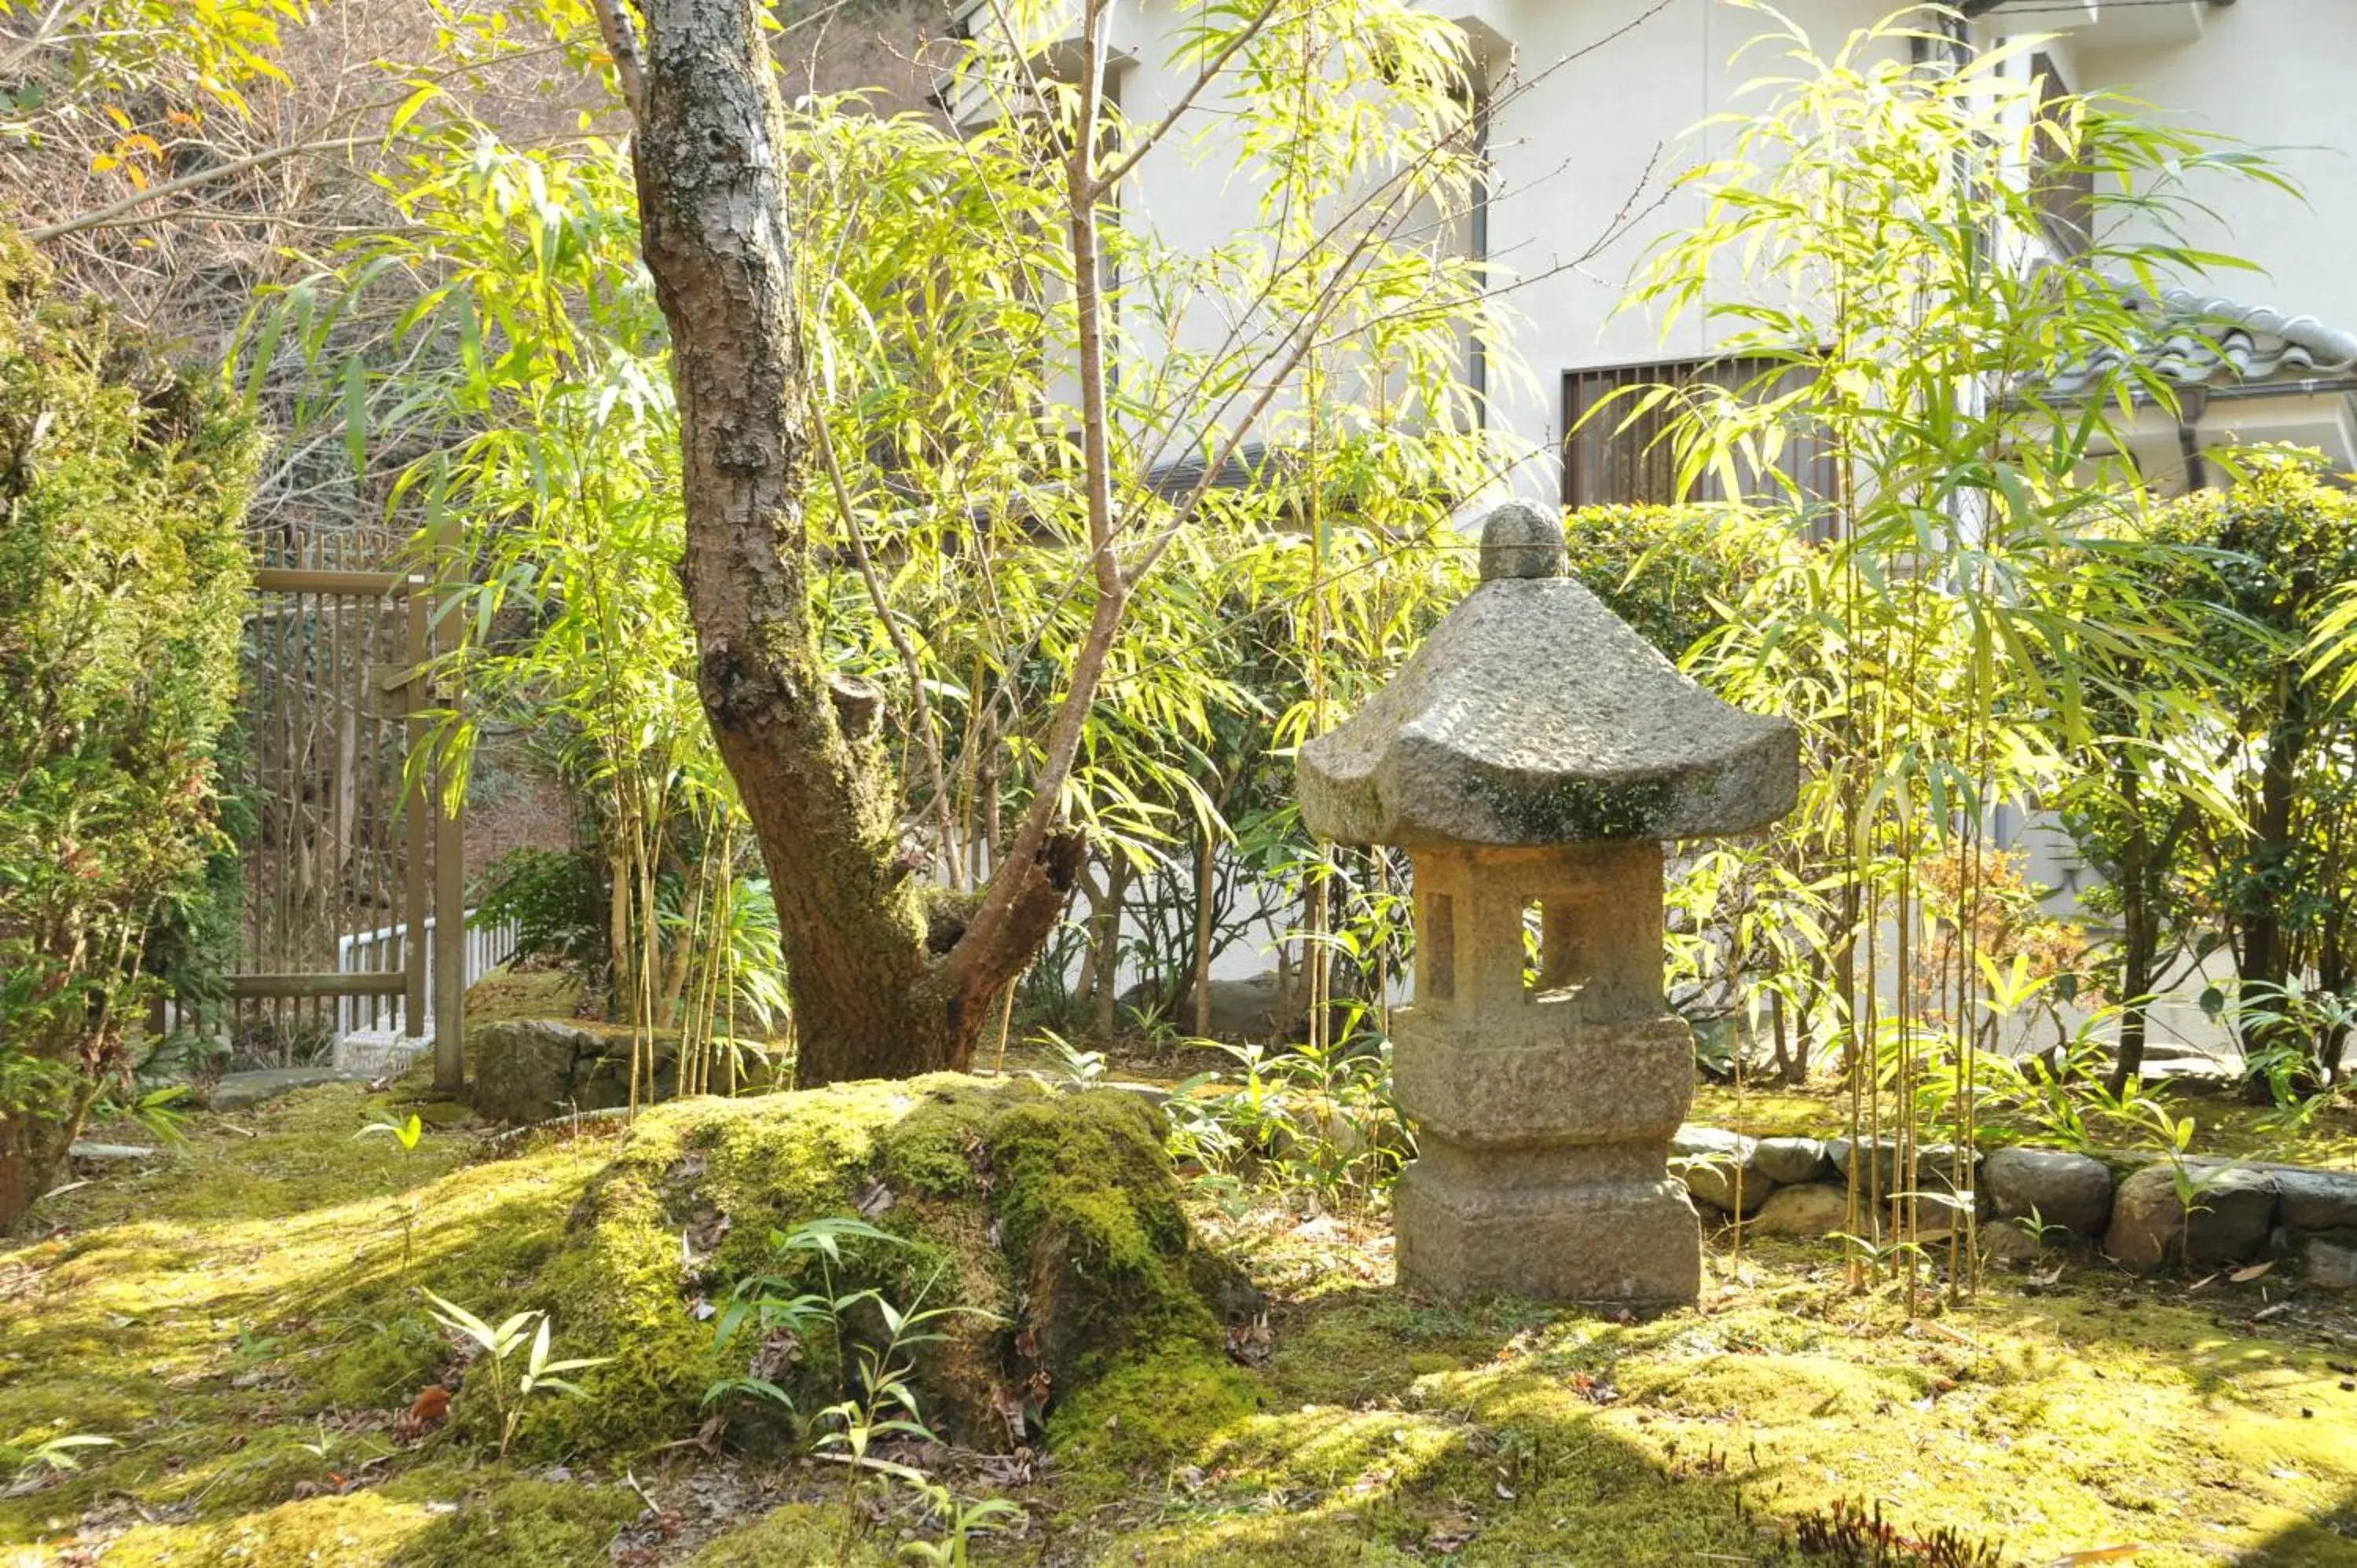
xmin=1298 ymin=501 xmax=1799 ymax=1305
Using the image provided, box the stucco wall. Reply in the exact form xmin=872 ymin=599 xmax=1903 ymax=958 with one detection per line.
xmin=962 ymin=1 xmax=2352 ymax=499
xmin=2062 ymin=0 xmax=2357 ymax=337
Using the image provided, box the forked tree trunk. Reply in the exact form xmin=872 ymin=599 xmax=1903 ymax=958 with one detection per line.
xmin=609 ymin=0 xmax=1081 ymax=1086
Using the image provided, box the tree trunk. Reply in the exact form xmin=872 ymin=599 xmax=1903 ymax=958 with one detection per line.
xmin=1091 ymin=855 xmax=1131 ymax=1042
xmin=1192 ymin=822 xmax=1219 ymax=1038
xmin=2237 ymin=707 xmax=2302 ymax=1101
xmin=2106 ymin=830 xmax=2157 ymax=1100
xmin=0 ymin=1086 xmax=96 ymax=1235
xmin=618 ymin=0 xmax=1081 ymax=1087
xmin=0 ymin=1112 xmax=31 ymax=1234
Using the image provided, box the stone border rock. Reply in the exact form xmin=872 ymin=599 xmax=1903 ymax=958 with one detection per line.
xmin=1670 ymin=1123 xmax=2357 ymax=1287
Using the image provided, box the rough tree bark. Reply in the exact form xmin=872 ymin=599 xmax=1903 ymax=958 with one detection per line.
xmin=598 ymin=0 xmax=1082 ymax=1086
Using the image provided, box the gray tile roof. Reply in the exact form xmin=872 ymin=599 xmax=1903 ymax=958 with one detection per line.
xmin=2047 ymin=284 xmax=2357 ymax=400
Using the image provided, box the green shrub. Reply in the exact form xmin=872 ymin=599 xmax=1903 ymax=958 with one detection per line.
xmin=0 ymin=231 xmax=258 ymax=1228
xmin=1561 ymin=502 xmax=1802 ymax=664
xmin=471 ymin=846 xmax=608 ymax=975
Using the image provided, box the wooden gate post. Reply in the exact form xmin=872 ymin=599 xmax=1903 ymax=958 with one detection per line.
xmin=405 ymin=577 xmax=431 ymax=1045
xmin=431 ymin=518 xmax=467 ymax=1093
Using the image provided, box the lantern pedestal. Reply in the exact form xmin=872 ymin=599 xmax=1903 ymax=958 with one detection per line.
xmin=1396 ymin=1160 xmax=1701 ymax=1306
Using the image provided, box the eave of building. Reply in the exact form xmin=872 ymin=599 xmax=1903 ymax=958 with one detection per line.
xmin=2044 ymin=286 xmax=2357 ymax=405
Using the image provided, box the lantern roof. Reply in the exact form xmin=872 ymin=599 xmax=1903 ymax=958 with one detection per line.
xmin=1297 ymin=502 xmax=1799 ymax=848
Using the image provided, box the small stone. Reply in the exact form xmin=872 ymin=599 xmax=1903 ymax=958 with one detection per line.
xmin=1476 ymin=500 xmax=1567 ymax=582
xmin=2306 ymin=1238 xmax=2357 ymax=1290
xmin=1754 ymin=1136 xmax=1834 ymax=1186
xmin=1982 ymin=1146 xmax=2114 ymax=1238
xmin=1981 ymin=1222 xmax=2047 ymax=1262
xmin=203 ymin=1067 xmax=350 ymax=1112
xmin=1671 ymin=1127 xmax=1765 ymax=1216
xmin=68 ymin=1142 xmax=159 ymax=1163
xmin=470 ymin=1018 xmax=665 ymax=1124
xmin=2275 ymin=1169 xmax=2357 ymax=1236
xmin=2105 ymin=1163 xmax=2278 ymax=1271
xmin=1829 ymin=1137 xmax=1975 ymax=1198
xmin=1747 ymin=1182 xmax=1851 ymax=1237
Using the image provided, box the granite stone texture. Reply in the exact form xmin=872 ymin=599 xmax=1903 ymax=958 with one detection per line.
xmin=2105 ymin=1163 xmax=2278 ymax=1269
xmin=2273 ymin=1167 xmax=2357 ymax=1236
xmin=1746 ymin=1181 xmax=1852 ymax=1237
xmin=471 ymin=1018 xmax=670 ymax=1124
xmin=1475 ymin=498 xmax=1568 ymax=581
xmin=1394 ymin=1013 xmax=1693 ymax=1149
xmin=1298 ymin=510 xmax=1799 ymax=850
xmin=1754 ymin=1135 xmax=1835 ymax=1186
xmin=1394 ymin=1161 xmax=1703 ymax=1305
xmin=1983 ymin=1146 xmax=2116 ymax=1237
xmin=1671 ymin=1127 xmax=1766 ymax=1216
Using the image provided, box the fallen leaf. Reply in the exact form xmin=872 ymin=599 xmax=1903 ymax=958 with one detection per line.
xmin=2230 ymin=1261 xmax=2274 ymax=1283
xmin=394 ymin=1384 xmax=450 ymax=1442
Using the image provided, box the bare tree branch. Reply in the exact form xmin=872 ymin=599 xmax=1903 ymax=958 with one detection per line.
xmin=24 ymin=136 xmax=370 ymax=241
xmin=588 ymin=0 xmax=647 ymax=120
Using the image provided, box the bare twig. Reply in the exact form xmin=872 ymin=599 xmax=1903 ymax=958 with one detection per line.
xmin=25 ymin=137 xmax=371 ymax=241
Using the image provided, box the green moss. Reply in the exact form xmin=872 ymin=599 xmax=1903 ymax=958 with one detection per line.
xmin=1467 ymin=770 xmax=1677 ymax=844
xmin=690 ymin=1503 xmax=896 ymax=1566
xmin=97 ymin=1466 xmax=642 ymax=1567
xmin=1048 ymin=1344 xmax=1261 ymax=1490
xmin=464 ymin=965 xmax=586 ymax=1026
xmin=15 ymin=1077 xmax=2357 ymax=1567
xmin=452 ymin=1075 xmax=1248 ymax=1464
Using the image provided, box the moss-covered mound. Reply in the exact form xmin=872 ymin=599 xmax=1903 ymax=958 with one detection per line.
xmin=498 ymin=1073 xmax=1258 ymax=1460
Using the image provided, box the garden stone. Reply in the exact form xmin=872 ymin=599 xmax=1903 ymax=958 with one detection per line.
xmin=1754 ymin=1135 xmax=1834 ymax=1186
xmin=1299 ymin=503 xmax=1799 ymax=1306
xmin=2104 ymin=1163 xmax=2278 ymax=1270
xmin=1981 ymin=1222 xmax=2046 ymax=1262
xmin=1747 ymin=1182 xmax=1851 ymax=1238
xmin=2272 ymin=1168 xmax=2357 ymax=1236
xmin=1982 ymin=1146 xmax=2114 ymax=1238
xmin=1829 ymin=1136 xmax=1975 ymax=1198
xmin=471 ymin=1018 xmax=673 ymax=1125
xmin=2304 ymin=1237 xmax=2357 ymax=1290
xmin=1672 ymin=1127 xmax=1765 ymax=1215
xmin=203 ymin=1067 xmax=354 ymax=1111
xmin=1201 ymin=971 xmax=1291 ymax=1039
xmin=68 ymin=1142 xmax=157 ymax=1163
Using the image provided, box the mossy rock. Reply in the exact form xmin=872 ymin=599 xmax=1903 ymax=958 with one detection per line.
xmin=486 ymin=1073 xmax=1259 ymax=1462
xmin=467 ymin=1017 xmax=680 ymax=1123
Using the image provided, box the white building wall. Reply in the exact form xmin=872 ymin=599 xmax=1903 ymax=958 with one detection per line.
xmin=1474 ymin=0 xmax=1899 ymax=499
xmin=2054 ymin=0 xmax=2357 ymax=336
xmin=1008 ymin=0 xmax=2351 ymax=496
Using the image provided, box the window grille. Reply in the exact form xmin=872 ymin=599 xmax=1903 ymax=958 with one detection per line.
xmin=1561 ymin=357 xmax=1838 ymax=515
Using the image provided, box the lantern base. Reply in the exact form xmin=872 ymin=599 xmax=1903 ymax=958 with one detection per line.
xmin=1395 ymin=1160 xmax=1701 ymax=1306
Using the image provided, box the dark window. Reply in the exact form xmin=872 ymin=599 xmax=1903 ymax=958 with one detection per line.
xmin=1562 ymin=357 xmax=1836 ymax=511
